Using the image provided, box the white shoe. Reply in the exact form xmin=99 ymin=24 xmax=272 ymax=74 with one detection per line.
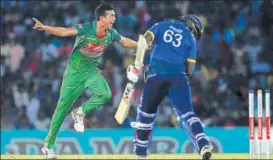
xmin=71 ymin=108 xmax=85 ymax=133
xmin=41 ymin=146 xmax=56 ymax=159
xmin=200 ymin=145 xmax=212 ymax=160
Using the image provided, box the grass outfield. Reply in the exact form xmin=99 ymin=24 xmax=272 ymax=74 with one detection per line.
xmin=2 ymin=153 xmax=272 ymax=159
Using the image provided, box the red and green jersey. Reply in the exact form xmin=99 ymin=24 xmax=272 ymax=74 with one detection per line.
xmin=69 ymin=22 xmax=121 ymax=71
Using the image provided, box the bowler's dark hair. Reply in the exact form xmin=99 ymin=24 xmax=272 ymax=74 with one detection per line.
xmin=95 ymin=3 xmax=115 ymax=21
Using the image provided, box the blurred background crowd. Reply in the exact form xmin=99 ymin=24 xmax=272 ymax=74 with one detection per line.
xmin=1 ymin=0 xmax=273 ymax=130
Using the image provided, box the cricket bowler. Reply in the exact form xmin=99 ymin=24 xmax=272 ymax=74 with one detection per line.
xmin=33 ymin=3 xmax=137 ymax=159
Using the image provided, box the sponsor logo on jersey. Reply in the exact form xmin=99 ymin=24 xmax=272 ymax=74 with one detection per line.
xmin=79 ymin=43 xmax=106 ymax=57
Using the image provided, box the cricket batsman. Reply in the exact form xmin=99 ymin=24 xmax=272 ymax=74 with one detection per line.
xmin=126 ymin=14 xmax=213 ymax=159
xmin=32 ymin=3 xmax=137 ymax=159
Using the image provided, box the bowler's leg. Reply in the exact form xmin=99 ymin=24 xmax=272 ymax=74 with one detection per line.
xmin=44 ymin=66 xmax=85 ymax=149
xmin=71 ymin=71 xmax=111 ymax=133
xmin=82 ymin=71 xmax=112 ymax=113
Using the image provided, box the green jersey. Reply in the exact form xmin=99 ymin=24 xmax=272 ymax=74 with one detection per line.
xmin=69 ymin=22 xmax=122 ymax=71
xmin=44 ymin=22 xmax=120 ymax=149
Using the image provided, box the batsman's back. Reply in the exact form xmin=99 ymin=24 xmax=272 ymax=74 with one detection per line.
xmin=147 ymin=21 xmax=197 ymax=75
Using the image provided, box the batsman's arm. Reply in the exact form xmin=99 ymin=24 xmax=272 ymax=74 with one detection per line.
xmin=32 ymin=18 xmax=77 ymax=37
xmin=144 ymin=30 xmax=154 ymax=50
xmin=186 ymin=36 xmax=197 ymax=76
xmin=144 ymin=22 xmax=160 ymax=50
xmin=186 ymin=62 xmax=195 ymax=76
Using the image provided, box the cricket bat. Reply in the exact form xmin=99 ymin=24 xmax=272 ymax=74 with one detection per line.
xmin=115 ymin=35 xmax=148 ymax=124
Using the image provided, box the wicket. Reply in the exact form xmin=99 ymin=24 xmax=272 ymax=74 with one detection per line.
xmin=249 ymin=89 xmax=271 ymax=159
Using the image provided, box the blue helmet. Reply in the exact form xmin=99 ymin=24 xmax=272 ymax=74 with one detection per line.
xmin=180 ymin=14 xmax=203 ymax=40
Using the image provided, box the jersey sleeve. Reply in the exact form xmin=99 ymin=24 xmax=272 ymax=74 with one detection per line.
xmin=74 ymin=23 xmax=91 ymax=36
xmin=145 ymin=23 xmax=159 ymax=41
xmin=187 ymin=36 xmax=197 ymax=63
xmin=111 ymin=29 xmax=122 ymax=42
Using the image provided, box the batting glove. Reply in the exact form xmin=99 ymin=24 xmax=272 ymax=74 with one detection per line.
xmin=127 ymin=65 xmax=139 ymax=83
